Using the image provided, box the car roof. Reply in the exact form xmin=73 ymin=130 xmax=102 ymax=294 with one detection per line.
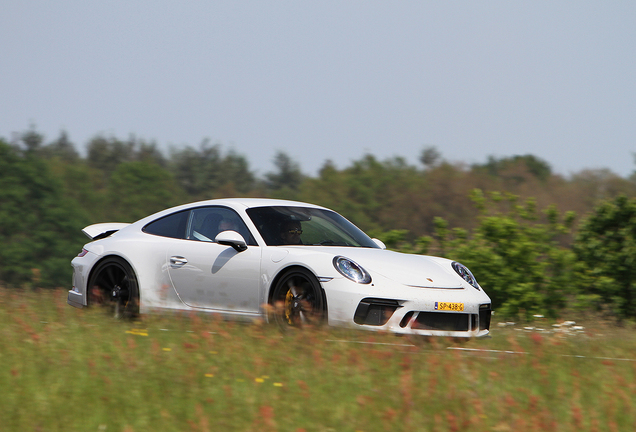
xmin=134 ymin=198 xmax=329 ymax=226
xmin=190 ymin=197 xmax=326 ymax=209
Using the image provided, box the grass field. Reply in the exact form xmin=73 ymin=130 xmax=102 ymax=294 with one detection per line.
xmin=1 ymin=288 xmax=635 ymax=432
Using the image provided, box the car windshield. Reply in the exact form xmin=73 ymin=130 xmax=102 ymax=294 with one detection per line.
xmin=246 ymin=206 xmax=380 ymax=248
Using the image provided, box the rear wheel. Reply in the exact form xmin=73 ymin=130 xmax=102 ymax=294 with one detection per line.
xmin=270 ymin=268 xmax=325 ymax=329
xmin=87 ymin=257 xmax=139 ymax=319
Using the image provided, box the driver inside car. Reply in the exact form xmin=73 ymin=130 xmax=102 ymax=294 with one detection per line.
xmin=280 ymin=220 xmax=303 ymax=245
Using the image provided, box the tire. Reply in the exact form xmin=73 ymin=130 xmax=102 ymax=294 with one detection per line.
xmin=87 ymin=257 xmax=139 ymax=319
xmin=270 ymin=268 xmax=325 ymax=329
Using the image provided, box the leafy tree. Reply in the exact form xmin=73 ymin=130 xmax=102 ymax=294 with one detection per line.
xmin=39 ymin=130 xmax=80 ymax=161
xmin=169 ymin=141 xmax=255 ymax=197
xmin=106 ymin=161 xmax=183 ymax=222
xmin=472 ymin=154 xmax=552 ymax=183
xmin=0 ymin=140 xmax=89 ymax=288
xmin=87 ymin=135 xmax=136 ymax=173
xmin=302 ymin=155 xmax=430 ymax=235
xmin=573 ymin=195 xmax=636 ymax=320
xmin=20 ymin=125 xmax=45 ymax=153
xmin=218 ymin=150 xmax=257 ymax=195
xmin=418 ymin=161 xmax=482 ymax=235
xmin=265 ymin=151 xmax=304 ymax=194
xmin=445 ymin=190 xmax=576 ymax=318
xmin=570 ymin=169 xmax=636 ymax=209
xmin=134 ymin=139 xmax=166 ymax=167
xmin=419 ymin=146 xmax=441 ymax=169
xmin=87 ymin=135 xmax=167 ymax=171
xmin=50 ymin=159 xmax=108 ymax=222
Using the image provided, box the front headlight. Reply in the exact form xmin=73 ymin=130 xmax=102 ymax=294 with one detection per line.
xmin=451 ymin=262 xmax=480 ymax=290
xmin=333 ymin=256 xmax=372 ymax=284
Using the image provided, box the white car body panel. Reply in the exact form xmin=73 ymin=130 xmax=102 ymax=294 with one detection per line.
xmin=166 ymin=240 xmax=262 ymax=313
xmin=69 ymin=198 xmax=492 ymax=337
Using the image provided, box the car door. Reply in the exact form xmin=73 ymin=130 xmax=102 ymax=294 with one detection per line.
xmin=165 ymin=206 xmax=262 ymax=313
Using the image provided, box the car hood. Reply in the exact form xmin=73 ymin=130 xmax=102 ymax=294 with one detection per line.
xmin=293 ymin=246 xmax=464 ymax=289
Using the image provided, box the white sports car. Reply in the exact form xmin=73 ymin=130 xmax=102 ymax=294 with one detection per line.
xmin=68 ymin=198 xmax=492 ymax=337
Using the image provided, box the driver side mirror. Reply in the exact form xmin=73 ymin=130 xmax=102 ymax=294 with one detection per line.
xmin=372 ymin=238 xmax=387 ymax=250
xmin=215 ymin=231 xmax=248 ymax=252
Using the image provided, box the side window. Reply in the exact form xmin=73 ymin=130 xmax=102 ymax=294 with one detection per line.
xmin=143 ymin=210 xmax=190 ymax=239
xmin=188 ymin=207 xmax=257 ymax=246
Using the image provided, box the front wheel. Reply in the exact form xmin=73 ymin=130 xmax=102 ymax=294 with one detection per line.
xmin=270 ymin=268 xmax=325 ymax=329
xmin=87 ymin=257 xmax=139 ymax=319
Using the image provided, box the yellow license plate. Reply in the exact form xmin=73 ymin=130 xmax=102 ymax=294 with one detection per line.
xmin=435 ymin=302 xmax=464 ymax=312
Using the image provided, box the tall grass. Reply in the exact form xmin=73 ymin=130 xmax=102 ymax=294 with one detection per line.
xmin=1 ymin=288 xmax=635 ymax=431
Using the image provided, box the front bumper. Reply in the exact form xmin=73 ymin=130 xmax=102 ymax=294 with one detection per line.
xmin=323 ymin=276 xmax=492 ymax=337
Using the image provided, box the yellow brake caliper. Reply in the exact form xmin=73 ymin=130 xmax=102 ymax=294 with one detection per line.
xmin=284 ymin=289 xmax=294 ymax=325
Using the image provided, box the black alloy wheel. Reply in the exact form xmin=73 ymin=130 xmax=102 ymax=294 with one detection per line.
xmin=270 ymin=268 xmax=325 ymax=329
xmin=87 ymin=257 xmax=139 ymax=319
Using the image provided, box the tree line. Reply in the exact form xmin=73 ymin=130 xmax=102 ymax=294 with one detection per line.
xmin=2 ymin=128 xmax=636 ymax=321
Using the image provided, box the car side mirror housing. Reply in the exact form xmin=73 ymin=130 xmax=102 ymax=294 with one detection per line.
xmin=372 ymin=238 xmax=386 ymax=250
xmin=215 ymin=230 xmax=248 ymax=252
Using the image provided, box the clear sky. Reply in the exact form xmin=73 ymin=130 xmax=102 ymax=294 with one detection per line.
xmin=2 ymin=1 xmax=635 ymax=178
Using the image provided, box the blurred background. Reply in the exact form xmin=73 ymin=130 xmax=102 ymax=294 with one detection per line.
xmin=1 ymin=1 xmax=635 ymax=321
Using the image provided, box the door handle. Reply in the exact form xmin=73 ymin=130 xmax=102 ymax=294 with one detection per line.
xmin=170 ymin=256 xmax=188 ymax=266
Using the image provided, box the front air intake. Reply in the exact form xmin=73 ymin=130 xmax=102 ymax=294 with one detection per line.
xmin=412 ymin=312 xmax=470 ymax=331
xmin=354 ymin=298 xmax=401 ymax=326
xmin=479 ymin=304 xmax=492 ymax=331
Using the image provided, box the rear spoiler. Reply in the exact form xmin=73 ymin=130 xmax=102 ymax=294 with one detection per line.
xmin=82 ymin=223 xmax=131 ymax=240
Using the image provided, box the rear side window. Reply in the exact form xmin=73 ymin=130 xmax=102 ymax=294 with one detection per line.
xmin=143 ymin=210 xmax=189 ymax=239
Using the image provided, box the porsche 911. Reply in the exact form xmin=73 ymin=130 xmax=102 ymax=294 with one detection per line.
xmin=68 ymin=198 xmax=492 ymax=337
